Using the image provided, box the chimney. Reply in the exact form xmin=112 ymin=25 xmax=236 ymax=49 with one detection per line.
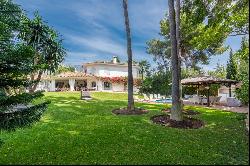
xmin=112 ymin=56 xmax=118 ymax=64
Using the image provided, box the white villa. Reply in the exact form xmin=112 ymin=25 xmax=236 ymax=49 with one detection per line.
xmin=36 ymin=56 xmax=141 ymax=92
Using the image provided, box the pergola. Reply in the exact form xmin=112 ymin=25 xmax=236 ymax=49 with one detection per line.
xmin=181 ymin=75 xmax=239 ymax=107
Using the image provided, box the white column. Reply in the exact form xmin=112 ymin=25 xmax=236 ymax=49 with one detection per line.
xmin=97 ymin=80 xmax=102 ymax=91
xmin=50 ymin=80 xmax=55 ymax=91
xmin=69 ymin=79 xmax=75 ymax=91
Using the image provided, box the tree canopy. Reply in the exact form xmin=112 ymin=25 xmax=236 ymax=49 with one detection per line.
xmin=0 ymin=0 xmax=64 ymax=130
xmin=147 ymin=0 xmax=249 ymax=70
xmin=233 ymin=37 xmax=249 ymax=104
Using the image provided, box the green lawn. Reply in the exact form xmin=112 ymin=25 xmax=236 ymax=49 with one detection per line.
xmin=0 ymin=92 xmax=249 ymax=165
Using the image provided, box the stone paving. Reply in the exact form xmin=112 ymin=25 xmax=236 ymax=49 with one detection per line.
xmin=183 ymin=100 xmax=248 ymax=113
xmin=183 ymin=100 xmax=249 ymax=132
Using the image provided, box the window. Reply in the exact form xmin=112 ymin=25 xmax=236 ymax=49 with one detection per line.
xmin=91 ymin=81 xmax=96 ymax=87
xmin=103 ymin=82 xmax=112 ymax=90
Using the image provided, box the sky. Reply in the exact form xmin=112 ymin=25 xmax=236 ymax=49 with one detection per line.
xmin=14 ymin=0 xmax=244 ymax=71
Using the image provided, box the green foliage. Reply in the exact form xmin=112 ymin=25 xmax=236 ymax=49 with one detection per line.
xmin=0 ymin=44 xmax=36 ymax=88
xmin=182 ymin=84 xmax=220 ymax=97
xmin=0 ymin=0 xmax=22 ymax=46
xmin=226 ymin=49 xmax=237 ymax=80
xmin=139 ymin=71 xmax=171 ymax=96
xmin=138 ymin=60 xmax=151 ymax=79
xmin=234 ymin=37 xmax=249 ymax=105
xmin=182 ymin=85 xmax=196 ymax=96
xmin=226 ymin=0 xmax=249 ymax=36
xmin=208 ymin=63 xmax=227 ymax=79
xmin=146 ymin=39 xmax=171 ymax=72
xmin=0 ymin=91 xmax=44 ymax=108
xmin=147 ymin=0 xmax=248 ymax=70
xmin=181 ymin=67 xmax=202 ymax=79
xmin=55 ymin=65 xmax=75 ymax=74
xmin=19 ymin=13 xmax=66 ymax=73
xmin=158 ymin=0 xmax=230 ymax=69
xmin=0 ymin=0 xmax=50 ymax=129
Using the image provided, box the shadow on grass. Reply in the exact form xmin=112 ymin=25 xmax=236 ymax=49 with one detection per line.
xmin=0 ymin=93 xmax=247 ymax=165
xmin=42 ymin=94 xmax=247 ymax=134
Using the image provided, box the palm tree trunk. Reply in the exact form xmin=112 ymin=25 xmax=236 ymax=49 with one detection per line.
xmin=123 ymin=0 xmax=134 ymax=111
xmin=176 ymin=0 xmax=183 ymax=108
xmin=168 ymin=0 xmax=183 ymax=121
xmin=141 ymin=68 xmax=144 ymax=80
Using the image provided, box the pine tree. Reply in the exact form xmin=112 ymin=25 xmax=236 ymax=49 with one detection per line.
xmin=226 ymin=49 xmax=237 ymax=80
xmin=0 ymin=0 xmax=50 ymax=130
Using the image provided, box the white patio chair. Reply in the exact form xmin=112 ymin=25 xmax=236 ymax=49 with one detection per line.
xmin=209 ymin=96 xmax=216 ymax=105
xmin=149 ymin=94 xmax=157 ymax=102
xmin=214 ymin=96 xmax=222 ymax=105
xmin=227 ymin=97 xmax=242 ymax=107
xmin=142 ymin=93 xmax=150 ymax=102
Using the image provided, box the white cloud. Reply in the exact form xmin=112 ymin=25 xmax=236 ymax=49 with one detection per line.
xmin=66 ymin=35 xmax=126 ymax=57
xmin=66 ymin=51 xmax=97 ymax=59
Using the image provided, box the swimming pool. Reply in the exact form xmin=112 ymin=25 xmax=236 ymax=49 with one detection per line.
xmin=155 ymin=98 xmax=172 ymax=103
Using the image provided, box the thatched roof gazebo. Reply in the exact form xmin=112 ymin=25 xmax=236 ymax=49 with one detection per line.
xmin=181 ymin=75 xmax=239 ymax=106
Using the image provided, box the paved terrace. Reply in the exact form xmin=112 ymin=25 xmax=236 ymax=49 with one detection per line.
xmin=183 ymin=100 xmax=249 ymax=132
xmin=183 ymin=100 xmax=248 ymax=114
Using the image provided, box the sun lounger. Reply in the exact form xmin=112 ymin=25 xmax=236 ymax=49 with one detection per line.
xmin=142 ymin=93 xmax=150 ymax=102
xmin=227 ymin=97 xmax=241 ymax=107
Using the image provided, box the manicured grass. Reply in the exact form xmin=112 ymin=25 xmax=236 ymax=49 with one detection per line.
xmin=0 ymin=92 xmax=248 ymax=165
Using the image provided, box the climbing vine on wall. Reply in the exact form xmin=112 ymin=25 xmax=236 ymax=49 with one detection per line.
xmin=99 ymin=76 xmax=141 ymax=87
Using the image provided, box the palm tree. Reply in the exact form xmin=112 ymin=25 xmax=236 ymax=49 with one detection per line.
xmin=176 ymin=0 xmax=183 ymax=109
xmin=20 ymin=14 xmax=65 ymax=92
xmin=139 ymin=60 xmax=150 ymax=80
xmin=168 ymin=0 xmax=183 ymax=121
xmin=123 ymin=0 xmax=134 ymax=111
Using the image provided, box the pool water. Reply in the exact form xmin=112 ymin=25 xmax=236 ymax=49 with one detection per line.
xmin=155 ymin=98 xmax=172 ymax=103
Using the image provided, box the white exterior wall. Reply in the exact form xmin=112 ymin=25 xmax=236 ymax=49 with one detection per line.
xmin=97 ymin=80 xmax=103 ymax=91
xmin=112 ymin=83 xmax=124 ymax=92
xmin=86 ymin=65 xmax=139 ymax=78
xmin=218 ymin=85 xmax=236 ymax=102
xmin=49 ymin=80 xmax=55 ymax=92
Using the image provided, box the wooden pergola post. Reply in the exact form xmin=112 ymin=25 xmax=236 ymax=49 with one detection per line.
xmin=229 ymin=83 xmax=232 ymax=97
xmin=197 ymin=84 xmax=199 ymax=95
xmin=207 ymin=84 xmax=210 ymax=107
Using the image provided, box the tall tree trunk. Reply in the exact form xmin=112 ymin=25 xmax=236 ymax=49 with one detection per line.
xmin=29 ymin=74 xmax=35 ymax=93
xmin=29 ymin=54 xmax=41 ymax=93
xmin=141 ymin=68 xmax=144 ymax=80
xmin=176 ymin=0 xmax=183 ymax=108
xmin=31 ymin=70 xmax=43 ymax=92
xmin=123 ymin=0 xmax=134 ymax=111
xmin=168 ymin=0 xmax=182 ymax=121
